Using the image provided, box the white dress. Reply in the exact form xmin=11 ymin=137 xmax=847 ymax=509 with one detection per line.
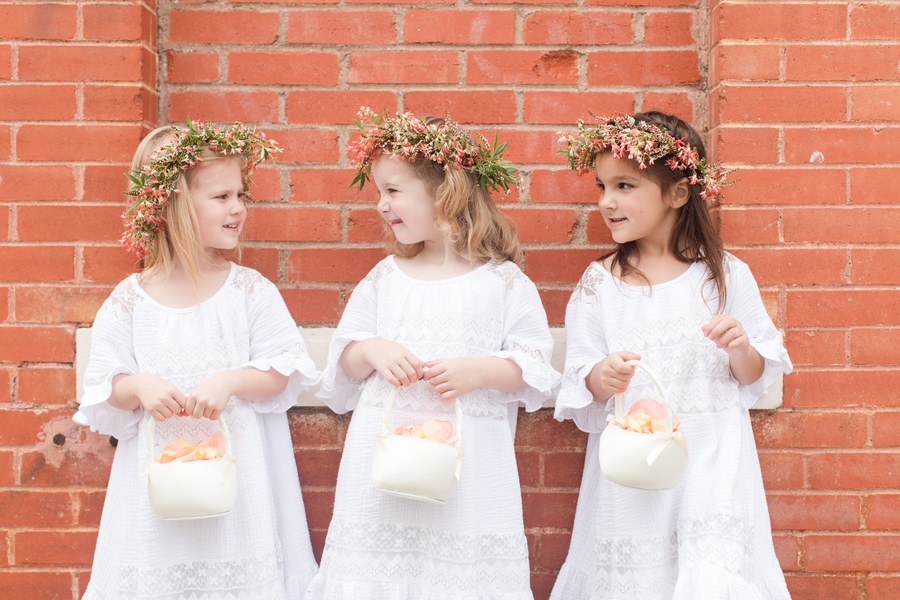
xmin=76 ymin=263 xmax=321 ymax=600
xmin=551 ymin=254 xmax=792 ymax=600
xmin=305 ymin=256 xmax=560 ymax=600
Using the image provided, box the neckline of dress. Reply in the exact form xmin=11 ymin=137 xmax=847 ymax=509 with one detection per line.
xmin=388 ymin=255 xmax=493 ymax=284
xmin=131 ymin=262 xmax=237 ymax=312
xmin=594 ymin=259 xmax=702 ymax=290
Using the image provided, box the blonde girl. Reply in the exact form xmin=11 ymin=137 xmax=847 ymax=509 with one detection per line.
xmin=551 ymin=112 xmax=792 ymax=599
xmin=76 ymin=121 xmax=320 ymax=599
xmin=305 ymin=110 xmax=560 ymax=599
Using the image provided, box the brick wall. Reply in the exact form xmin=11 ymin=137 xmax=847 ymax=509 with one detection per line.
xmin=0 ymin=1 xmax=897 ymax=598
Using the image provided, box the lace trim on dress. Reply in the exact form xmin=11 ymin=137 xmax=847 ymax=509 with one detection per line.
xmin=571 ymin=262 xmax=605 ymax=308
xmin=678 ymin=513 xmax=754 ymax=575
xmin=109 ymin=277 xmax=142 ymax=321
xmin=592 ymin=533 xmax=678 ymax=595
xmin=487 ymin=261 xmax=527 ymax=292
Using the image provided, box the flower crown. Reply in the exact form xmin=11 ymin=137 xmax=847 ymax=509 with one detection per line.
xmin=558 ymin=114 xmax=731 ymax=202
xmin=347 ymin=108 xmax=519 ymax=194
xmin=121 ymin=119 xmax=281 ymax=258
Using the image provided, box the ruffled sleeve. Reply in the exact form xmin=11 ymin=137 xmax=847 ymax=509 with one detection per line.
xmin=75 ymin=277 xmax=143 ymax=440
xmin=241 ymin=272 xmax=322 ymax=413
xmin=723 ymin=255 xmax=793 ymax=408
xmin=488 ymin=262 xmax=561 ymax=412
xmin=314 ymin=263 xmax=382 ymax=414
xmin=555 ymin=262 xmax=611 ymax=433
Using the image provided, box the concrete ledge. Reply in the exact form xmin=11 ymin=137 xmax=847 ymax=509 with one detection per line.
xmin=75 ymin=327 xmax=783 ymax=410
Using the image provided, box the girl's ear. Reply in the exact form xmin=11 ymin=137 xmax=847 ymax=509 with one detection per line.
xmin=667 ymin=178 xmax=690 ymax=209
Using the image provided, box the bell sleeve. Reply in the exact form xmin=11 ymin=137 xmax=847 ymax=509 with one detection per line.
xmin=489 ymin=266 xmax=560 ymax=412
xmin=554 ymin=263 xmax=611 ymax=433
xmin=241 ymin=274 xmax=322 ymax=413
xmin=724 ymin=255 xmax=793 ymax=408
xmin=75 ymin=279 xmax=142 ymax=440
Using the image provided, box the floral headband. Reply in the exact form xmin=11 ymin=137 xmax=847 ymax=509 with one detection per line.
xmin=558 ymin=114 xmax=731 ymax=202
xmin=121 ymin=119 xmax=281 ymax=258
xmin=347 ymin=107 xmax=519 ymax=194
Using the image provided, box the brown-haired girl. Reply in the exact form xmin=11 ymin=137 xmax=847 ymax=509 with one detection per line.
xmin=306 ymin=110 xmax=560 ymax=599
xmin=552 ymin=112 xmax=792 ymax=599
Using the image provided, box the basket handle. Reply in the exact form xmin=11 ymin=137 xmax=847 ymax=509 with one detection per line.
xmin=380 ymin=386 xmax=464 ymax=450
xmin=147 ymin=414 xmax=234 ymax=463
xmin=613 ymin=359 xmax=676 ymax=435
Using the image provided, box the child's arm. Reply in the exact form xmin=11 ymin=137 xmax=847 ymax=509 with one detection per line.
xmin=703 ymin=315 xmax=765 ymax=385
xmin=340 ymin=338 xmax=425 ymax=388
xmin=422 ymin=356 xmax=525 ymax=400
xmin=110 ymin=373 xmax=188 ymax=422
xmin=585 ymin=351 xmax=642 ymax=401
xmin=183 ymin=368 xmax=289 ymax=420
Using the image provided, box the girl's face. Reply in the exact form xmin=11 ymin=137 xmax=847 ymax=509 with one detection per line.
xmin=594 ymin=153 xmax=681 ymax=250
xmin=188 ymin=157 xmax=246 ymax=252
xmin=372 ymin=156 xmax=441 ymax=247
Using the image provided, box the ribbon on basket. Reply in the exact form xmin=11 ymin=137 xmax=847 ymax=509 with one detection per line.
xmin=605 ymin=413 xmax=685 ymax=468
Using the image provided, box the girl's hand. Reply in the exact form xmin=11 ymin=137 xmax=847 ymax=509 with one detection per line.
xmin=703 ymin=315 xmax=751 ymax=359
xmin=116 ymin=373 xmax=187 ymax=422
xmin=423 ymin=358 xmax=485 ymax=400
xmin=588 ymin=351 xmax=641 ymax=399
xmin=358 ymin=338 xmax=425 ymax=387
xmin=185 ymin=372 xmax=237 ymax=421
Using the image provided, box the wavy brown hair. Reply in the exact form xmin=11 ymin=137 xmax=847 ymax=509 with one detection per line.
xmin=390 ymin=118 xmax=522 ymax=264
xmin=601 ymin=111 xmax=726 ymax=311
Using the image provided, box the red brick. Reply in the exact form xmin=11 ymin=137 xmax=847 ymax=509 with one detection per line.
xmin=489 ymin=130 xmax=561 ymax=165
xmin=239 ymin=247 xmax=279 ymax=282
xmin=852 ymin=4 xmax=900 ymax=40
xmin=288 ymin=10 xmax=396 ymax=44
xmin=20 ymin=446 xmax=114 ymax=487
xmin=406 ymin=10 xmax=515 ymax=43
xmin=289 ymin=169 xmax=368 ymax=203
xmin=287 ymin=248 xmax=385 ymax=283
xmin=784 ymin=207 xmax=900 ymax=243
xmin=751 ymin=410 xmax=867 ymax=449
xmin=873 ymin=412 xmax=900 ymax=448
xmin=523 ymin=91 xmax=633 ymax=125
xmin=0 ymin=572 xmax=72 ymax=600
xmin=786 ymin=370 xmax=900 ymax=408
xmin=468 ymin=50 xmax=577 ymax=85
xmin=15 ymin=530 xmax=96 ymax=566
xmin=806 ymin=534 xmax=900 ymax=570
xmin=0 ymin=491 xmax=73 ymax=527
xmin=586 ymin=0 xmax=696 ymax=4
xmin=587 ymin=50 xmax=699 ymax=85
xmin=300 ymin=489 xmax=335 ymax=529
xmin=867 ymin=576 xmax=900 ymax=600
xmin=501 ymin=208 xmax=577 ymax=243
xmin=715 ymin=2 xmax=846 ymax=40
xmin=766 ymin=493 xmax=861 ymax=531
xmin=16 ymin=366 xmax=76 ymax=404
xmin=0 ymin=409 xmax=72 ymax=445
xmin=18 ymin=45 xmax=143 ymax=82
xmin=786 ymin=126 xmax=900 ymax=163
xmin=710 ymin=44 xmax=781 ymax=84
xmin=296 ymin=448 xmax=342 ymax=487
xmin=346 ymin=0 xmax=452 ymax=4
xmin=84 ymin=165 xmax=131 ymax=202
xmin=537 ymin=531 xmax=572 ymax=570
xmin=0 ymin=84 xmax=76 ymax=120
xmin=83 ymin=3 xmax=149 ymax=41
xmin=516 ymin=410 xmax=587 ymax=449
xmin=472 ymin=0 xmax=569 ymax=4
xmin=76 ymin=490 xmax=106 ymax=527
xmin=166 ymin=50 xmax=219 ymax=83
xmin=516 ymin=450 xmax=541 ymax=488
xmin=84 ymin=84 xmax=149 ymax=121
xmin=542 ymin=451 xmax=585 ymax=488
xmin=0 ymin=326 xmax=73 ymax=362
xmin=83 ymin=246 xmax=138 ymax=284
xmin=347 ymin=208 xmax=385 ymax=243
xmin=713 ymin=85 xmax=846 ymax=124
xmin=718 ymin=208 xmax=780 ymax=245
xmin=404 ymin=90 xmax=516 ymax=124
xmin=0 ymin=165 xmax=75 ymax=201
xmin=785 ymin=574 xmax=860 ymax=600
xmin=645 ymin=11 xmax=694 ymax=46
xmin=523 ymin=11 xmax=631 ymax=45
xmin=289 ymin=410 xmax=348 ymax=447
xmin=230 ymin=0 xmax=337 ymax=3
xmin=0 ymin=207 xmax=8 ymax=241
xmin=15 ymin=286 xmax=109 ymax=325
xmin=17 ymin=124 xmax=141 ymax=161
xmin=788 ymin=290 xmax=899 ymax=328
xmin=169 ymin=9 xmax=279 ymax=44
xmin=0 ymin=246 xmax=74 ymax=281
xmin=851 ymin=167 xmax=900 ymax=203
xmin=18 ymin=204 xmax=122 ymax=242
xmin=724 ymin=167 xmax=846 ymax=205
xmin=0 ymin=450 xmax=12 ymax=482
xmin=785 ymin=329 xmax=846 ymax=367
xmin=732 ymin=248 xmax=847 ymax=286
xmin=641 ymin=92 xmax=694 ymax=122
xmin=810 ymin=452 xmax=900 ymax=489
xmin=168 ymin=90 xmax=279 ymax=124
xmin=758 ymin=451 xmax=806 ymax=490
xmin=851 ymin=249 xmax=900 ymax=285
xmin=0 ymin=124 xmax=9 ymax=157
xmin=522 ymin=491 xmax=578 ymax=528
xmin=529 ymin=169 xmax=598 ymax=204
xmin=851 ymin=85 xmax=900 ymax=121
xmin=276 ymin=129 xmax=340 ymax=163
xmin=852 ymin=329 xmax=900 ymax=366
xmin=281 ymin=288 xmax=341 ymax=324
xmin=868 ymin=493 xmax=900 ymax=529
xmin=710 ymin=125 xmax=780 ymax=163
xmin=535 ymin=289 xmax=568 ymax=326
xmin=773 ymin=533 xmax=800 ymax=571
xmin=245 ymin=167 xmax=281 ymax=202
xmin=0 ymin=5 xmax=76 ymax=40
xmin=0 ymin=368 xmax=11 ymax=404
xmin=229 ymin=51 xmax=339 ymax=85
xmin=787 ymin=44 xmax=900 ymax=82
xmin=526 ymin=249 xmax=603 ymax=284
xmin=244 ymin=207 xmax=341 ymax=242
xmin=350 ymin=51 xmax=459 ymax=84
xmin=286 ymin=91 xmax=398 ymax=125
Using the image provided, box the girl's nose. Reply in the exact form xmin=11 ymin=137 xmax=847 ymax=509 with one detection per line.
xmin=598 ymin=192 xmax=614 ymax=210
xmin=376 ymin=195 xmax=389 ymax=213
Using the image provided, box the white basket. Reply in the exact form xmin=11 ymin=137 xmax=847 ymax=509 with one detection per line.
xmin=144 ymin=416 xmax=237 ymax=520
xmin=598 ymin=360 xmax=688 ymax=490
xmin=371 ymin=387 xmax=464 ymax=504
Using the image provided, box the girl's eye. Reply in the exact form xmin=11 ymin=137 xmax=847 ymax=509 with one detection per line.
xmin=595 ymin=182 xmax=604 ymax=190
xmin=618 ymin=182 xmax=633 ymax=190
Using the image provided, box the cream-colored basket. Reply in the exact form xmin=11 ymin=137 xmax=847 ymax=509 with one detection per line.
xmin=144 ymin=416 xmax=237 ymax=520
xmin=598 ymin=359 xmax=688 ymax=490
xmin=371 ymin=387 xmax=464 ymax=504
